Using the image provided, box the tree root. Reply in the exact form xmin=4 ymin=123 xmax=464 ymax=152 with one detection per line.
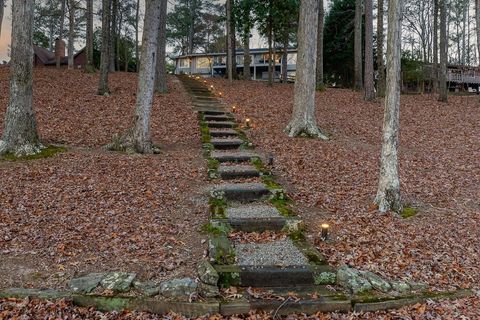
xmin=0 ymin=140 xmax=44 ymax=158
xmin=106 ymin=129 xmax=160 ymax=154
xmin=284 ymin=120 xmax=329 ymax=140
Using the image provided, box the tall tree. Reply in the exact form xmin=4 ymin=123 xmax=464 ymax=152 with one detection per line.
xmin=235 ymin=0 xmax=254 ymax=80
xmin=285 ymin=0 xmax=328 ymax=140
xmin=98 ymin=0 xmax=112 ymax=95
xmin=364 ymin=0 xmax=374 ymax=100
xmin=316 ymin=0 xmax=325 ymax=89
xmin=57 ymin=0 xmax=66 ymax=68
xmin=377 ymin=0 xmax=385 ymax=96
xmin=135 ymin=0 xmax=140 ymax=71
xmin=155 ymin=0 xmax=168 ymax=93
xmin=438 ymin=0 xmax=447 ymax=102
xmin=109 ymin=0 xmax=162 ymax=153
xmin=67 ymin=0 xmax=75 ymax=69
xmin=86 ymin=0 xmax=94 ymax=71
xmin=0 ymin=0 xmax=5 ymax=36
xmin=0 ymin=0 xmax=42 ymax=157
xmin=226 ymin=0 xmax=234 ymax=82
xmin=476 ymin=0 xmax=480 ymax=66
xmin=432 ymin=0 xmax=438 ymax=93
xmin=110 ymin=0 xmax=118 ymax=72
xmin=375 ymin=0 xmax=404 ymax=213
xmin=354 ymin=0 xmax=363 ymax=90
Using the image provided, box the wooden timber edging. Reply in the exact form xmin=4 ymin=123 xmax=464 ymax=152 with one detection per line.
xmin=0 ymin=287 xmax=475 ymax=317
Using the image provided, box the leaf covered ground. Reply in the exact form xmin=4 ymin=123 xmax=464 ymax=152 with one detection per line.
xmin=211 ymin=78 xmax=480 ymax=317
xmin=0 ymin=67 xmax=208 ymax=289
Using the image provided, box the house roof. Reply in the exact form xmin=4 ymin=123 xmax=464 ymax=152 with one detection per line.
xmin=34 ymin=45 xmax=86 ymax=65
xmin=175 ymin=47 xmax=298 ymax=59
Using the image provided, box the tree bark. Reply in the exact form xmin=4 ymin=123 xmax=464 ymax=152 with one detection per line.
xmin=432 ymin=0 xmax=438 ymax=93
xmin=377 ymin=0 xmax=386 ymax=96
xmin=243 ymin=33 xmax=251 ymax=80
xmin=316 ymin=0 xmax=325 ymax=89
xmin=188 ymin=0 xmax=195 ymax=54
xmin=155 ymin=0 xmax=168 ymax=93
xmin=68 ymin=0 xmax=75 ymax=69
xmin=267 ymin=0 xmax=273 ymax=86
xmin=86 ymin=0 xmax=94 ymax=70
xmin=57 ymin=0 xmax=66 ymax=68
xmin=98 ymin=0 xmax=112 ymax=95
xmin=109 ymin=0 xmax=118 ymax=72
xmin=438 ymin=0 xmax=447 ymax=102
xmin=135 ymin=0 xmax=140 ymax=72
xmin=282 ymin=33 xmax=288 ymax=83
xmin=108 ymin=0 xmax=162 ymax=154
xmin=285 ymin=0 xmax=327 ymax=140
xmin=364 ymin=0 xmax=374 ymax=100
xmin=0 ymin=0 xmax=42 ymax=157
xmin=374 ymin=0 xmax=403 ymax=213
xmin=0 ymin=0 xmax=5 ymax=37
xmin=476 ymin=0 xmax=480 ymax=66
xmin=226 ymin=0 xmax=233 ymax=82
xmin=354 ymin=0 xmax=363 ymax=90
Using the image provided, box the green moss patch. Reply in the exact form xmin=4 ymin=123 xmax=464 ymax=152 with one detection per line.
xmin=400 ymin=207 xmax=418 ymax=218
xmin=209 ymin=197 xmax=227 ymax=219
xmin=1 ymin=145 xmax=66 ymax=161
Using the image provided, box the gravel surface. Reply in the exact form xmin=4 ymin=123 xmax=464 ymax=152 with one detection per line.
xmin=235 ymin=239 xmax=309 ymax=267
xmin=227 ymin=204 xmax=282 ymax=219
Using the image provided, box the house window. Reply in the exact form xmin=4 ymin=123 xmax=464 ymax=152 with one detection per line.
xmin=178 ymin=58 xmax=190 ymax=68
xmin=214 ymin=56 xmax=227 ymax=66
xmin=236 ymin=55 xmax=244 ymax=65
xmin=197 ymin=57 xmax=210 ymax=68
xmin=287 ymin=53 xmax=297 ymax=65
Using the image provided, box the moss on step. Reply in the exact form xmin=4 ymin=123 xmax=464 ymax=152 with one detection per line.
xmin=209 ymin=197 xmax=227 ymax=219
xmin=1 ymin=145 xmax=66 ymax=161
xmin=400 ymin=207 xmax=418 ymax=218
xmin=202 ymin=222 xmax=233 ymax=236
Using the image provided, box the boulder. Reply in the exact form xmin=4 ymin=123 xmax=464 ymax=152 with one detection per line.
xmin=100 ymin=272 xmax=136 ymax=292
xmin=361 ymin=271 xmax=391 ymax=293
xmin=337 ymin=266 xmax=372 ymax=295
xmin=160 ymin=278 xmax=197 ymax=300
xmin=391 ymin=281 xmax=411 ymax=293
xmin=198 ymin=282 xmax=220 ymax=298
xmin=197 ymin=260 xmax=219 ymax=286
xmin=69 ymin=273 xmax=105 ymax=293
xmin=133 ymin=280 xmax=160 ymax=297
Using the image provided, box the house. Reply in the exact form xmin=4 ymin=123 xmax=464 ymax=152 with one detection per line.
xmin=34 ymin=38 xmax=86 ymax=69
xmin=174 ymin=48 xmax=298 ymax=80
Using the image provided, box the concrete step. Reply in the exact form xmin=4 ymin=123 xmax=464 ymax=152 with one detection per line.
xmin=209 ymin=129 xmax=238 ymax=137
xmin=224 ymin=204 xmax=289 ymax=231
xmin=211 ymin=138 xmax=244 ymax=150
xmin=206 ymin=121 xmax=236 ymax=129
xmin=218 ymin=164 xmax=259 ymax=179
xmin=211 ymin=183 xmax=269 ymax=202
xmin=211 ymin=151 xmax=258 ymax=163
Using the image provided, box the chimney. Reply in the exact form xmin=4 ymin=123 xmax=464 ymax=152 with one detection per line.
xmin=54 ymin=38 xmax=66 ymax=60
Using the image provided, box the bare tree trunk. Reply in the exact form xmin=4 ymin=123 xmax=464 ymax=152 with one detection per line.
xmin=116 ymin=10 xmax=122 ymax=72
xmin=135 ymin=0 xmax=140 ymax=72
xmin=374 ymin=0 xmax=404 ymax=213
xmin=68 ymin=0 xmax=75 ymax=69
xmin=285 ymin=0 xmax=328 ymax=140
xmin=267 ymin=1 xmax=273 ymax=86
xmin=57 ymin=0 xmax=66 ymax=68
xmin=438 ymin=0 xmax=447 ymax=102
xmin=155 ymin=0 xmax=168 ymax=93
xmin=364 ymin=0 xmax=375 ymax=100
xmin=108 ymin=0 xmax=162 ymax=154
xmin=377 ymin=0 xmax=386 ymax=96
xmin=282 ymin=33 xmax=288 ymax=83
xmin=226 ymin=0 xmax=233 ymax=82
xmin=98 ymin=0 xmax=112 ymax=95
xmin=0 ymin=0 xmax=42 ymax=157
xmin=0 ymin=0 xmax=5 ymax=37
xmin=432 ymin=0 xmax=438 ymax=93
xmin=230 ymin=0 xmax=238 ymax=80
xmin=316 ymin=0 xmax=325 ymax=89
xmin=243 ymin=33 xmax=251 ymax=80
xmin=109 ymin=0 xmax=117 ymax=72
xmin=354 ymin=0 xmax=363 ymax=90
xmin=188 ymin=0 xmax=195 ymax=54
xmin=476 ymin=0 xmax=480 ymax=66
xmin=86 ymin=0 xmax=94 ymax=71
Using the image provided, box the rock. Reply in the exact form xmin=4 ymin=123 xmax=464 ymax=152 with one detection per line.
xmin=198 ymin=282 xmax=219 ymax=298
xmin=159 ymin=278 xmax=197 ymax=300
xmin=391 ymin=281 xmax=411 ymax=293
xmin=337 ymin=266 xmax=372 ymax=295
xmin=314 ymin=271 xmax=337 ymax=285
xmin=100 ymin=272 xmax=136 ymax=292
xmin=69 ymin=273 xmax=105 ymax=293
xmin=133 ymin=280 xmax=159 ymax=297
xmin=408 ymin=281 xmax=429 ymax=292
xmin=361 ymin=271 xmax=391 ymax=293
xmin=197 ymin=260 xmax=219 ymax=286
